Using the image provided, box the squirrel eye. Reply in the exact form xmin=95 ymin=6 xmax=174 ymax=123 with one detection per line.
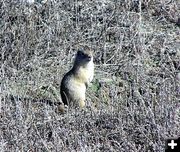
xmin=78 ymin=51 xmax=85 ymax=57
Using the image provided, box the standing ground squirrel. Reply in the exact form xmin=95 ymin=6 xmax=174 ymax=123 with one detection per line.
xmin=60 ymin=46 xmax=94 ymax=109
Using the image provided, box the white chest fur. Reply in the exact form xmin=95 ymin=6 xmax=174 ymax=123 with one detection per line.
xmin=76 ymin=58 xmax=94 ymax=85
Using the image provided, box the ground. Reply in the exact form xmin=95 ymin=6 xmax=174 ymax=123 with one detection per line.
xmin=0 ymin=0 xmax=180 ymax=151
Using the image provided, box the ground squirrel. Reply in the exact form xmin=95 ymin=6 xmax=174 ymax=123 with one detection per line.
xmin=60 ymin=47 xmax=94 ymax=109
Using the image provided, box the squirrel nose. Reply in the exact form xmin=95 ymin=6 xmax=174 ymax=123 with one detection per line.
xmin=87 ymin=56 xmax=91 ymax=61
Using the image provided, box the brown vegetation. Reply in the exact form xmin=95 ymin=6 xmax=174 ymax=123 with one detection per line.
xmin=0 ymin=0 xmax=180 ymax=151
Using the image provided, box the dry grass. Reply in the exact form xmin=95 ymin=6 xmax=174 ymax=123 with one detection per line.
xmin=0 ymin=0 xmax=180 ymax=151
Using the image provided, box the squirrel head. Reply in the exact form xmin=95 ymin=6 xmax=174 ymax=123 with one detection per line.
xmin=74 ymin=46 xmax=93 ymax=67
